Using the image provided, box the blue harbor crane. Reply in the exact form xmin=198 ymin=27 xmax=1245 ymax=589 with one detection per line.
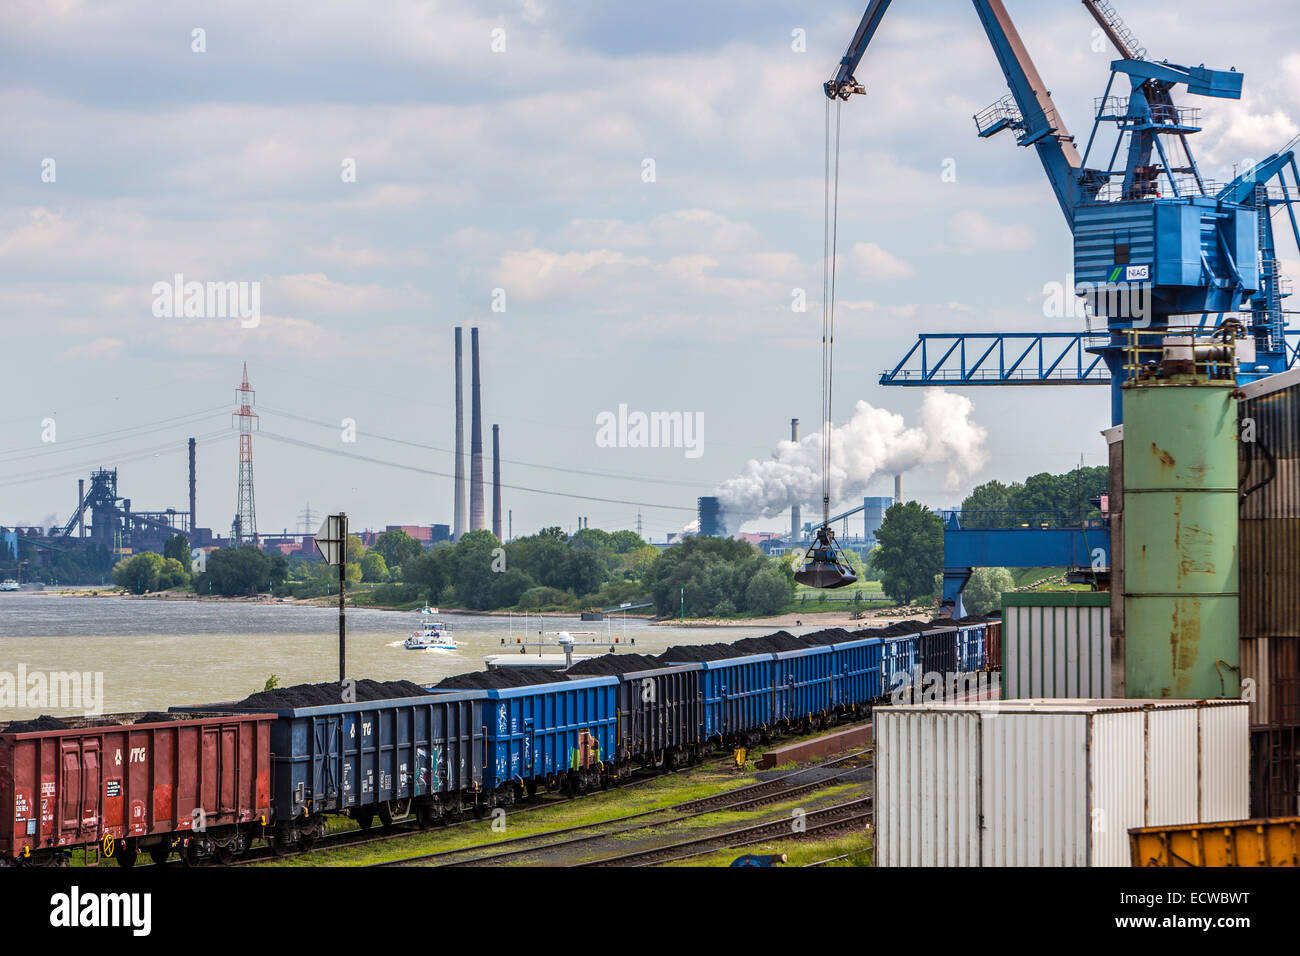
xmin=828 ymin=0 xmax=1300 ymax=424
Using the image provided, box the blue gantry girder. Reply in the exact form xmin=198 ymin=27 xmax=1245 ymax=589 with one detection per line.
xmin=880 ymin=332 xmax=1110 ymax=386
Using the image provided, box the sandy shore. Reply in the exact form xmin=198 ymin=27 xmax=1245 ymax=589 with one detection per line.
xmin=655 ymin=608 xmax=934 ymax=629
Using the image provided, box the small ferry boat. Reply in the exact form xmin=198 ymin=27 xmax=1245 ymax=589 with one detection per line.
xmin=404 ymin=608 xmax=455 ymax=650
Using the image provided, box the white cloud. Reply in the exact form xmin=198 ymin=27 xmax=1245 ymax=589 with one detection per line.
xmin=850 ymin=241 xmax=913 ymax=279
xmin=943 ymin=209 xmax=1035 ymax=253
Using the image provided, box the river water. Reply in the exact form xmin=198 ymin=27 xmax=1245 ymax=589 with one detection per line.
xmin=0 ymin=594 xmax=785 ymax=719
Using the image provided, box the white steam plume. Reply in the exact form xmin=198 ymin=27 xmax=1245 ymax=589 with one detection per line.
xmin=713 ymin=390 xmax=988 ymax=531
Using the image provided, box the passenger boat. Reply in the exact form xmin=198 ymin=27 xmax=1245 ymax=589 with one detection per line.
xmin=404 ymin=608 xmax=455 ymax=650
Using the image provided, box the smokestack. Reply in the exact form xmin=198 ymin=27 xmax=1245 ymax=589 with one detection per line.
xmin=188 ymin=437 xmax=196 ymax=533
xmin=470 ymin=327 xmax=485 ymax=531
xmin=790 ymin=419 xmax=800 ymax=541
xmin=77 ymin=479 xmax=85 ymax=539
xmin=492 ymin=424 xmax=502 ymax=539
xmin=453 ymin=328 xmax=466 ymax=540
xmin=894 ymin=473 xmax=903 ymax=505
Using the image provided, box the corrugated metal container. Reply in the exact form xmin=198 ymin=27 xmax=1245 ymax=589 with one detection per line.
xmin=1239 ymin=636 xmax=1300 ymax=727
xmin=1238 ymin=368 xmax=1300 ymax=640
xmin=874 ymin=699 xmax=1249 ymax=867
xmin=1001 ymin=592 xmax=1112 ymax=699
xmin=664 ymin=653 xmax=774 ymax=744
xmin=954 ymin=623 xmax=987 ymax=673
xmin=1250 ymin=725 xmax=1300 ymax=817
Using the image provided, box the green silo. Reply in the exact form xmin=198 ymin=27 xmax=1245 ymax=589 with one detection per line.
xmin=1123 ymin=367 xmax=1239 ymax=699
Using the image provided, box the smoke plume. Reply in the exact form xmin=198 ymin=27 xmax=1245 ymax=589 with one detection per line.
xmin=713 ymin=390 xmax=988 ymax=532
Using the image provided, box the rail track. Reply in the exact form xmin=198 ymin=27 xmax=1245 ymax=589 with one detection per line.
xmin=572 ymin=796 xmax=873 ymax=867
xmin=372 ymin=747 xmax=871 ymax=868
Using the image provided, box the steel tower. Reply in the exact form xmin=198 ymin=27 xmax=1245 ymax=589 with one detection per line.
xmin=233 ymin=363 xmax=259 ymax=546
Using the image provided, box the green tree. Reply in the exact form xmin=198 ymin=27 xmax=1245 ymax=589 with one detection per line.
xmin=745 ymin=564 xmax=794 ymax=615
xmin=113 ymin=552 xmax=165 ymax=592
xmin=373 ymin=529 xmax=423 ymax=570
xmin=158 ymin=557 xmax=189 ymax=589
xmin=345 ymin=535 xmax=365 ymax=564
xmin=873 ymin=502 xmax=944 ymax=606
xmin=448 ymin=529 xmax=502 ymax=610
xmin=193 ymin=547 xmax=289 ymax=597
xmin=405 ymin=548 xmax=451 ymax=603
xmin=361 ymin=551 xmax=390 ymax=583
xmin=962 ymin=567 xmax=1016 ymax=615
xmin=164 ymin=533 xmax=190 ymax=565
xmin=608 ymin=530 xmax=645 ymax=554
xmin=644 ymin=535 xmax=766 ymax=617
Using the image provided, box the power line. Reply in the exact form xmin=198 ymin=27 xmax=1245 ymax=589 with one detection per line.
xmin=257 ymin=429 xmax=698 ymax=513
xmin=0 ymin=406 xmax=229 ymax=460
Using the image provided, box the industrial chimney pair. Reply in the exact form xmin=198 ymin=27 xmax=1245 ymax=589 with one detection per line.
xmin=452 ymin=327 xmax=502 ymax=540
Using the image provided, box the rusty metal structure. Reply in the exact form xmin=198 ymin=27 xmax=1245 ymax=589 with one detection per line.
xmin=1239 ymin=366 xmax=1300 ymax=815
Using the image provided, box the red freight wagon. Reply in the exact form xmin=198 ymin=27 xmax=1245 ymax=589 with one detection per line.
xmin=0 ymin=712 xmax=273 ymax=867
xmin=984 ymin=618 xmax=1003 ymax=673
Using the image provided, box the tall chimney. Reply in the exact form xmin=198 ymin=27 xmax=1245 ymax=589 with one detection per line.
xmin=894 ymin=473 xmax=903 ymax=505
xmin=790 ymin=418 xmax=800 ymax=541
xmin=77 ymin=479 xmax=85 ymax=539
xmin=492 ymin=424 xmax=502 ymax=539
xmin=453 ymin=327 xmax=466 ymax=541
xmin=188 ymin=437 xmax=197 ymax=533
xmin=470 ymin=327 xmax=485 ymax=531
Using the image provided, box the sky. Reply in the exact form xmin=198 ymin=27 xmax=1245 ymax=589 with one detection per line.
xmin=1 ymin=0 xmax=1297 ymax=542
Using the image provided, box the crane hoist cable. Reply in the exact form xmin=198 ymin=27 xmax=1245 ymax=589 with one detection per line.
xmin=796 ymin=98 xmax=858 ymax=591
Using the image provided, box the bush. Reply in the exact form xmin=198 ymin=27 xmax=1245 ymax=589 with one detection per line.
xmin=745 ymin=565 xmax=794 ymax=616
xmin=370 ymin=582 xmax=421 ymax=605
xmin=517 ymin=586 xmax=572 ymax=610
xmin=710 ymin=599 xmax=737 ymax=618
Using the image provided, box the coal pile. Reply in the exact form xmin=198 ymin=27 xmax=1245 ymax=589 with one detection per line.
xmin=943 ymin=614 xmax=997 ymax=625
xmin=796 ymin=627 xmax=858 ymax=646
xmin=731 ymin=631 xmax=806 ymax=654
xmin=234 ymin=679 xmax=431 ymax=710
xmin=434 ymin=668 xmax=571 ymax=691
xmin=1 ymin=714 xmax=69 ymax=734
xmin=566 ymin=653 xmax=664 ymax=676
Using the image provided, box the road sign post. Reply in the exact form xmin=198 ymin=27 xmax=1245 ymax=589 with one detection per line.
xmin=315 ymin=513 xmax=348 ymax=681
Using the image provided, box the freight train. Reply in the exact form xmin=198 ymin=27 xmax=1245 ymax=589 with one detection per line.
xmin=0 ymin=616 xmax=1000 ymax=866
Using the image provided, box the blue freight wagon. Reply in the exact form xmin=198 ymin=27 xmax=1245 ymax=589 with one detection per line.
xmin=829 ymin=637 xmax=884 ymax=711
xmin=772 ymin=645 xmax=834 ymax=729
xmin=664 ymin=653 xmax=776 ymax=747
xmin=479 ymin=676 xmax=620 ymax=800
xmin=953 ymin=622 xmax=988 ymax=674
xmin=879 ymin=635 xmax=919 ymax=704
xmin=175 ymin=690 xmax=485 ymax=851
xmin=916 ymin=626 xmax=959 ymax=679
xmin=607 ymin=663 xmax=703 ymax=772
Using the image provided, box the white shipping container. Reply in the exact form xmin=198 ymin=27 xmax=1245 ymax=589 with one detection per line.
xmin=873 ymin=699 xmax=1249 ymax=867
xmin=1002 ymin=598 xmax=1111 ymax=699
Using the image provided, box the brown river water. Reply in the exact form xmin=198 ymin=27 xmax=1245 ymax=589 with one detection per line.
xmin=0 ymin=594 xmax=789 ymax=720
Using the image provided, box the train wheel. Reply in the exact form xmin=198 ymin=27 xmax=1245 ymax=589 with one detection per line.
xmin=215 ymin=844 xmax=236 ymax=866
xmin=354 ymin=808 xmax=375 ymax=831
xmin=149 ymin=845 xmax=170 ymax=866
xmin=377 ymin=804 xmax=394 ymax=829
xmin=179 ymin=842 xmax=205 ymax=867
xmin=115 ymin=847 xmax=138 ymax=868
xmin=267 ymin=832 xmax=293 ymax=857
xmin=416 ymin=804 xmax=438 ymax=829
xmin=525 ymin=778 xmax=539 ymax=799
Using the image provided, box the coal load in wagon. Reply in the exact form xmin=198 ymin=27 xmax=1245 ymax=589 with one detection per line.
xmin=941 ymin=614 xmax=997 ymax=626
xmin=434 ymin=668 xmax=571 ymax=691
xmin=235 ymin=679 xmax=431 ymax=710
xmin=796 ymin=627 xmax=858 ymax=646
xmin=565 ymin=653 xmax=664 ymax=676
xmin=731 ymin=631 xmax=808 ymax=654
xmin=0 ymin=714 xmax=69 ymax=734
